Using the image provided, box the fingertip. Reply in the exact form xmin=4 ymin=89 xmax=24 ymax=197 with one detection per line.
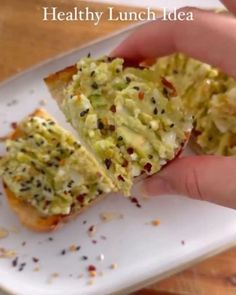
xmin=142 ymin=175 xmax=174 ymax=197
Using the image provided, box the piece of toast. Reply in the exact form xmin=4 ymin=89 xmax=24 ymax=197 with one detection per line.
xmin=1 ymin=109 xmax=108 ymax=232
xmin=44 ymin=58 xmax=191 ymax=193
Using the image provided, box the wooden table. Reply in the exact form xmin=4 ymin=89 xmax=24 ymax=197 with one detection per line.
xmin=0 ymin=1 xmax=235 ymax=294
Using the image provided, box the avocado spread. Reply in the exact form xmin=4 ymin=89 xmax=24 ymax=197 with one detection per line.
xmin=0 ymin=115 xmax=114 ymax=216
xmin=62 ymin=56 xmax=192 ymax=195
xmin=152 ymin=53 xmax=236 ymax=156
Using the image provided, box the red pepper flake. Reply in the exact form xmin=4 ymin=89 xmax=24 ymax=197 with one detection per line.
xmin=88 ymin=265 xmax=96 ymax=272
xmin=88 ymin=265 xmax=97 ymax=277
xmin=161 ymin=77 xmax=177 ymax=97
xmin=131 ymin=197 xmax=139 ymax=204
xmin=109 ymin=125 xmax=116 ymax=131
xmin=110 ymin=105 xmax=116 ymax=113
xmin=117 ymin=175 xmax=125 ymax=182
xmin=127 ymin=147 xmax=134 ymax=155
xmin=11 ymin=122 xmax=17 ymax=129
xmin=122 ymin=159 xmax=129 ymax=168
xmin=104 ymin=158 xmax=112 ymax=170
xmin=130 ymin=197 xmax=142 ymax=208
xmin=138 ymin=91 xmax=145 ymax=100
xmin=144 ymin=162 xmax=152 ymax=173
xmin=76 ymin=193 xmax=87 ymax=203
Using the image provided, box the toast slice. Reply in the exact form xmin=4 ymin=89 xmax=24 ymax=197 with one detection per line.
xmin=0 ymin=109 xmax=115 ymax=231
xmin=45 ymin=56 xmax=192 ymax=195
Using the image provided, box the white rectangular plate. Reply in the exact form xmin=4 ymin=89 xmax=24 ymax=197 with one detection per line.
xmin=0 ymin=25 xmax=236 ymax=295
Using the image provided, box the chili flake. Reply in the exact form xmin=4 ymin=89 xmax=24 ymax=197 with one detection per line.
xmin=117 ymin=175 xmax=125 ymax=182
xmin=138 ymin=91 xmax=145 ymax=100
xmin=110 ymin=104 xmax=116 ymax=113
xmin=127 ymin=147 xmax=134 ymax=155
xmin=144 ymin=162 xmax=152 ymax=173
xmin=109 ymin=125 xmax=116 ymax=131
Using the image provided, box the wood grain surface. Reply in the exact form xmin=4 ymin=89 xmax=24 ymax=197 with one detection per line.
xmin=0 ymin=1 xmax=235 ymax=294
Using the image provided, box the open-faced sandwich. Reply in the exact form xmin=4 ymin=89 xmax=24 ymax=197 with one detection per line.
xmin=44 ymin=56 xmax=192 ymax=196
xmin=152 ymin=53 xmax=236 ymax=156
xmin=0 ymin=109 xmax=115 ymax=231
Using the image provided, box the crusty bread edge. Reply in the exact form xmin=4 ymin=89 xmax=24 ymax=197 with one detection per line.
xmin=1 ymin=108 xmax=108 ymax=232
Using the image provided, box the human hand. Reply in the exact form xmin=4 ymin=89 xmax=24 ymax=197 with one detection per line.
xmin=111 ymin=0 xmax=236 ymax=209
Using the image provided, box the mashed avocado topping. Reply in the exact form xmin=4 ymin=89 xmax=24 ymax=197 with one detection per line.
xmin=63 ymin=56 xmax=192 ymax=195
xmin=152 ymin=53 xmax=236 ymax=156
xmin=0 ymin=115 xmax=114 ymax=216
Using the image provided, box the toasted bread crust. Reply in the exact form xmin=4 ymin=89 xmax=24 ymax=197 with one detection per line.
xmin=2 ymin=108 xmax=106 ymax=232
xmin=44 ymin=66 xmax=77 ymax=105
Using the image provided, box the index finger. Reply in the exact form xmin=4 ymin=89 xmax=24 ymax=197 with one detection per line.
xmin=111 ymin=8 xmax=236 ymax=79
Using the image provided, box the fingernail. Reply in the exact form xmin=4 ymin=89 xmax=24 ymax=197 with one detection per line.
xmin=143 ymin=177 xmax=174 ymax=196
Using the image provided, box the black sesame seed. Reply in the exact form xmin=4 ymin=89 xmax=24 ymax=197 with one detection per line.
xmin=32 ymin=257 xmax=39 ymax=263
xmin=104 ymin=159 xmax=112 ymax=170
xmin=97 ymin=119 xmax=104 ymax=130
xmin=12 ymin=257 xmax=18 ymax=267
xmin=163 ymin=88 xmax=169 ymax=97
xmin=153 ymin=107 xmax=158 ymax=115
xmin=80 ymin=108 xmax=89 ymax=117
xmin=118 ymin=136 xmax=123 ymax=141
xmin=48 ymin=237 xmax=53 ymax=241
xmin=126 ymin=76 xmax=131 ymax=83
xmin=61 ymin=249 xmax=66 ymax=255
xmin=82 ymin=256 xmax=88 ymax=260
xmin=116 ymin=68 xmax=121 ymax=73
xmin=170 ymin=123 xmax=175 ymax=128
xmin=90 ymin=70 xmax=95 ymax=77
xmin=18 ymin=263 xmax=26 ymax=272
xmin=91 ymin=82 xmax=98 ymax=89
xmin=151 ymin=97 xmax=156 ymax=104
xmin=161 ymin=109 xmax=165 ymax=114
xmin=87 ymin=52 xmax=91 ymax=58
xmin=133 ymin=86 xmax=140 ymax=91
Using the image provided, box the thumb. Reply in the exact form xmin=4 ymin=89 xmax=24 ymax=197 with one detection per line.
xmin=144 ymin=155 xmax=236 ymax=209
